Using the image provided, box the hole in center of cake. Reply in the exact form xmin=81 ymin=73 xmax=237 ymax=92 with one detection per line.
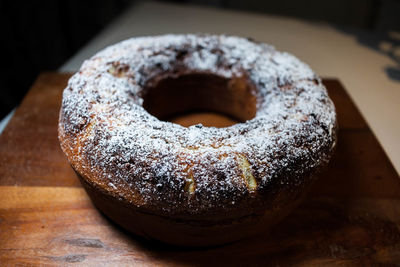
xmin=142 ymin=73 xmax=257 ymax=128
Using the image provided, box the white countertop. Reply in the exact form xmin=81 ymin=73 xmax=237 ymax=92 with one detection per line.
xmin=8 ymin=1 xmax=400 ymax=174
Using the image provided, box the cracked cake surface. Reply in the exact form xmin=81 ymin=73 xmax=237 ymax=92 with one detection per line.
xmin=58 ymin=34 xmax=337 ymax=221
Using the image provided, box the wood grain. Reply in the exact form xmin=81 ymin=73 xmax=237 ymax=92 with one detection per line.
xmin=0 ymin=73 xmax=399 ymax=266
xmin=0 ymin=74 xmax=77 ymax=187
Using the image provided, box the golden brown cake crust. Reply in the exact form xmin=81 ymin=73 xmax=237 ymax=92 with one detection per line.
xmin=58 ymin=34 xmax=337 ymax=245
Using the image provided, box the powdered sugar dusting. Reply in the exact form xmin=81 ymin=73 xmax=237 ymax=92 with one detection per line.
xmin=58 ymin=34 xmax=337 ymax=218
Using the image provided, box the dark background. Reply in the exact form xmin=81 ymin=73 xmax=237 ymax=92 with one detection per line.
xmin=1 ymin=0 xmax=399 ymax=120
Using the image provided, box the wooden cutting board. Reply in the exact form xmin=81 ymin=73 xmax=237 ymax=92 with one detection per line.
xmin=0 ymin=73 xmax=399 ymax=266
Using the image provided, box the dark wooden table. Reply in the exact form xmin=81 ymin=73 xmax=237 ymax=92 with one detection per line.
xmin=0 ymin=73 xmax=399 ymax=266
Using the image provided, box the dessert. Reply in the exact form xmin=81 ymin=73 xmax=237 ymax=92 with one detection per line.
xmin=58 ymin=34 xmax=337 ymax=246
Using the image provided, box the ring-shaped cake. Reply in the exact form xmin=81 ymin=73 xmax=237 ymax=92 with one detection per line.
xmin=58 ymin=34 xmax=337 ymax=246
